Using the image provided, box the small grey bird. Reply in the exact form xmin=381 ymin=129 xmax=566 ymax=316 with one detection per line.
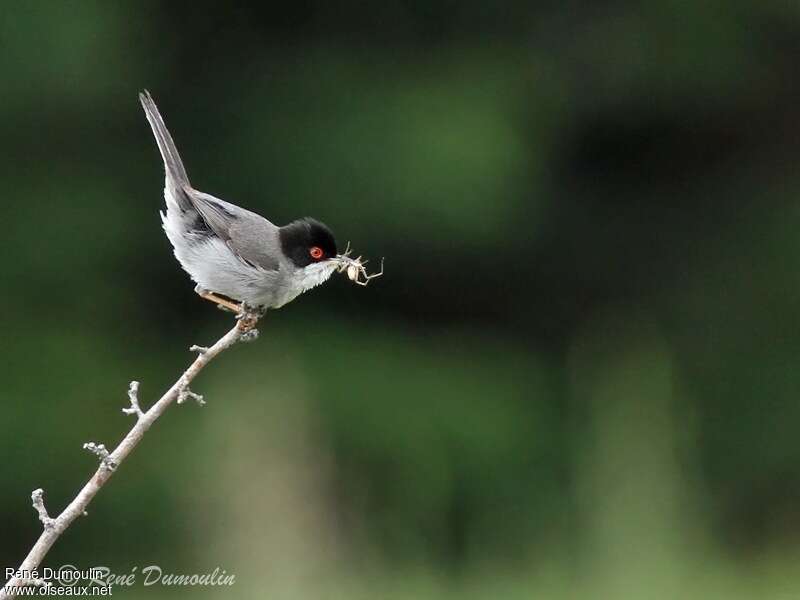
xmin=140 ymin=90 xmax=353 ymax=313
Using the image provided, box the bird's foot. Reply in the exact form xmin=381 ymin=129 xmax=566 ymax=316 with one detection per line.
xmin=235 ymin=302 xmax=264 ymax=336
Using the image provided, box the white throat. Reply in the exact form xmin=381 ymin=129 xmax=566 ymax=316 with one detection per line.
xmin=289 ymin=260 xmax=338 ymax=297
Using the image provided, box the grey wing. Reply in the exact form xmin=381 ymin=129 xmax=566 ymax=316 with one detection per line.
xmin=184 ymin=188 xmax=281 ymax=272
xmin=183 ymin=188 xmax=238 ymax=240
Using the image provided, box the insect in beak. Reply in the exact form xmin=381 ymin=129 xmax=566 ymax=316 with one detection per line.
xmin=334 ymin=241 xmax=384 ymax=286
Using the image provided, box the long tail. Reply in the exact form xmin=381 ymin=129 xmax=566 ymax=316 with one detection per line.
xmin=139 ymin=90 xmax=192 ymax=196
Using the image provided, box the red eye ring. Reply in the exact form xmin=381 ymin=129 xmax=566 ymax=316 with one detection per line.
xmin=309 ymin=246 xmax=324 ymax=260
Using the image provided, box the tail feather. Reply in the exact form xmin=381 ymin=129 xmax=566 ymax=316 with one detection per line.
xmin=139 ymin=90 xmax=191 ymax=191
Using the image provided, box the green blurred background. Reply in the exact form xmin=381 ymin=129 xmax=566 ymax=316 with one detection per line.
xmin=2 ymin=1 xmax=800 ymax=598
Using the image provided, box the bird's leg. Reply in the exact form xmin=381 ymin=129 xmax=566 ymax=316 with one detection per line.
xmin=194 ymin=285 xmax=241 ymax=313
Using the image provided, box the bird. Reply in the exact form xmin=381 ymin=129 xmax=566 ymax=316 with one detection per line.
xmin=139 ymin=90 xmax=346 ymax=315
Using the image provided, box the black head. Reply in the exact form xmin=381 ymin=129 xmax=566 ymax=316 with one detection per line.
xmin=279 ymin=217 xmax=338 ymax=268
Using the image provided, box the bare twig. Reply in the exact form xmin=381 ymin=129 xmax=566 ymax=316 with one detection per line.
xmin=121 ymin=381 xmax=144 ymax=418
xmin=82 ymin=442 xmax=116 ymax=471
xmin=177 ymin=382 xmax=206 ymax=406
xmin=0 ymin=316 xmax=259 ymax=597
xmin=30 ymin=489 xmax=53 ymax=530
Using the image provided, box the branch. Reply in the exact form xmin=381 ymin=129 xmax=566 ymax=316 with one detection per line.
xmin=30 ymin=489 xmax=53 ymax=530
xmin=0 ymin=316 xmax=259 ymax=596
xmin=121 ymin=381 xmax=143 ymax=418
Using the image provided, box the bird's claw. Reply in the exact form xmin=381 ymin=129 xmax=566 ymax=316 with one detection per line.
xmin=235 ymin=303 xmax=264 ymax=334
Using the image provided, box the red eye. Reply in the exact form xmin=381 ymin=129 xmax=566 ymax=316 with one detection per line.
xmin=309 ymin=246 xmax=324 ymax=260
